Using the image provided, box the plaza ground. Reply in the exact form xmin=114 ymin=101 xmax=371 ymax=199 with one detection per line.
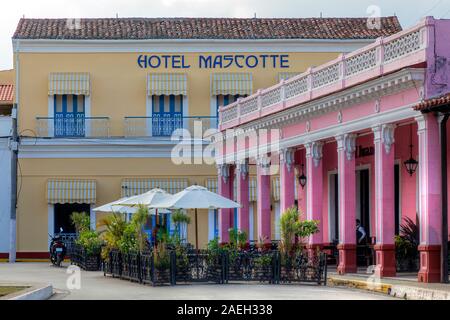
xmin=0 ymin=262 xmax=395 ymax=300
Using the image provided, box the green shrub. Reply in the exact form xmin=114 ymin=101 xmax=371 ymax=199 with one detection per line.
xmin=71 ymin=212 xmax=90 ymax=233
xmin=76 ymin=230 xmax=103 ymax=255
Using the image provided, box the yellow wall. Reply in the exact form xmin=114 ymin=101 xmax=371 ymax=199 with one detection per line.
xmin=17 ymin=52 xmax=341 ymax=135
xmin=15 ymin=50 xmax=342 ymax=252
xmin=0 ymin=69 xmax=14 ymax=84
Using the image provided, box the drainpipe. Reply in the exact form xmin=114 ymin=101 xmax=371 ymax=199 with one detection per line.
xmin=440 ymin=112 xmax=449 ymax=283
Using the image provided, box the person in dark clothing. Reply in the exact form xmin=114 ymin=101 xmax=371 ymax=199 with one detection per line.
xmin=356 ymin=219 xmax=367 ymax=244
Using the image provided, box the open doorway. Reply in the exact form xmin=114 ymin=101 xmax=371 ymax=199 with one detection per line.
xmin=54 ymin=203 xmax=90 ymax=234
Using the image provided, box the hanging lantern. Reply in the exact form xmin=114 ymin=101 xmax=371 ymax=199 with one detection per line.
xmin=298 ymin=164 xmax=307 ymax=189
xmin=403 ymin=124 xmax=418 ymax=176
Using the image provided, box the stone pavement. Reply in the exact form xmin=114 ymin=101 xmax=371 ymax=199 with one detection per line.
xmin=0 ymin=262 xmax=395 ymax=300
xmin=328 ymin=268 xmax=450 ymax=300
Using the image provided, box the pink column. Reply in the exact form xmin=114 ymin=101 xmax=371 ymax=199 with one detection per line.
xmin=257 ymin=155 xmax=272 ymax=244
xmin=236 ymin=160 xmax=250 ymax=238
xmin=280 ymin=148 xmax=296 ymax=213
xmin=372 ymin=124 xmax=396 ymax=277
xmin=305 ymin=142 xmax=324 ymax=251
xmin=336 ymin=134 xmax=357 ymax=274
xmin=218 ymin=164 xmax=234 ymax=243
xmin=416 ymin=114 xmax=442 ymax=283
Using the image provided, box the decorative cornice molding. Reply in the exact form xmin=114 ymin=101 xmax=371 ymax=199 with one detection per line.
xmin=217 ymin=163 xmax=231 ymax=183
xmin=336 ymin=133 xmax=357 ymax=160
xmin=256 ymin=154 xmax=271 ymax=175
xmin=305 ymin=141 xmax=323 ymax=167
xmin=236 ymin=159 xmax=249 ymax=179
xmin=280 ymin=148 xmax=296 ymax=172
xmin=233 ymin=68 xmax=424 ymax=134
xmin=372 ymin=123 xmax=396 ymax=154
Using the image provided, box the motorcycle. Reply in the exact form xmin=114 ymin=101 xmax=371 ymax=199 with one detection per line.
xmin=49 ymin=228 xmax=67 ymax=267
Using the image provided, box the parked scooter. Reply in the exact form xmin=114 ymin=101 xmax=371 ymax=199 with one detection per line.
xmin=49 ymin=228 xmax=67 ymax=267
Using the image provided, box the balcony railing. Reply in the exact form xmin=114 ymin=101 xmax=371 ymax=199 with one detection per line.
xmin=124 ymin=116 xmax=217 ymax=137
xmin=36 ymin=116 xmax=110 ymax=138
xmin=219 ymin=18 xmax=430 ymax=129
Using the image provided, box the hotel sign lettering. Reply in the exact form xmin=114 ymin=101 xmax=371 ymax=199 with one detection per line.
xmin=137 ymin=54 xmax=290 ymax=69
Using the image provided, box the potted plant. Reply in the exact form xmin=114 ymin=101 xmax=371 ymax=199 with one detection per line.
xmin=71 ymin=212 xmax=103 ymax=271
xmin=152 ymin=244 xmax=171 ymax=285
xmin=395 ymin=217 xmax=419 ymax=272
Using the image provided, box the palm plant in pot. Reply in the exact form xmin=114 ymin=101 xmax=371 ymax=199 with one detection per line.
xmin=395 ymin=216 xmax=420 ymax=272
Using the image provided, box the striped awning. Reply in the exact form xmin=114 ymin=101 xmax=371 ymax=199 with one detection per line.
xmin=121 ymin=178 xmax=189 ymax=197
xmin=211 ymin=73 xmax=253 ymax=95
xmin=205 ymin=178 xmax=218 ymax=194
xmin=147 ymin=73 xmax=187 ymax=96
xmin=249 ymin=176 xmax=257 ymax=202
xmin=47 ymin=179 xmax=96 ymax=204
xmin=272 ymin=176 xmax=281 ymax=201
xmin=278 ymin=72 xmax=301 ymax=82
xmin=48 ymin=73 xmax=91 ymax=96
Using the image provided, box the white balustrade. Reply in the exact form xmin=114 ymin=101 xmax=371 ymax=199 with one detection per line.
xmin=219 ymin=21 xmax=430 ymax=126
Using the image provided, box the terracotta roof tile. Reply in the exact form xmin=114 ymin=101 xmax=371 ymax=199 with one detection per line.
xmin=0 ymin=85 xmax=14 ymax=103
xmin=13 ymin=17 xmax=402 ymax=40
xmin=413 ymin=93 xmax=450 ymax=111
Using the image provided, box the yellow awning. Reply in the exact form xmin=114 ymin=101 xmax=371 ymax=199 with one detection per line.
xmin=278 ymin=72 xmax=301 ymax=82
xmin=121 ymin=178 xmax=188 ymax=197
xmin=147 ymin=73 xmax=187 ymax=96
xmin=47 ymin=179 xmax=96 ymax=204
xmin=211 ymin=73 xmax=253 ymax=96
xmin=48 ymin=73 xmax=91 ymax=96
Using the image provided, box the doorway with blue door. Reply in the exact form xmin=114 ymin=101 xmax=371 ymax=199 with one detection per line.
xmin=54 ymin=94 xmax=85 ymax=137
xmin=152 ymin=95 xmax=183 ymax=136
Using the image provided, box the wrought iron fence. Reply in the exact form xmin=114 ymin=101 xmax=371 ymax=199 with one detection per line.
xmin=103 ymin=249 xmax=327 ymax=286
xmin=70 ymin=243 xmax=102 ymax=271
xmin=124 ymin=116 xmax=217 ymax=137
xmin=36 ymin=116 xmax=110 ymax=138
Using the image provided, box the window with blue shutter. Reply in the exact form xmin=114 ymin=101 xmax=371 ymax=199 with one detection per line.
xmin=152 ymin=94 xmax=183 ymax=136
xmin=54 ymin=94 xmax=85 ymax=137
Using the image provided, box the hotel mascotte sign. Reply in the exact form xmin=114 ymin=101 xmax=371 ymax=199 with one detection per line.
xmin=138 ymin=54 xmax=290 ymax=69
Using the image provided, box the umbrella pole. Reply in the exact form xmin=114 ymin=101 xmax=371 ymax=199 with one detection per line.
xmin=195 ymin=208 xmax=199 ymax=252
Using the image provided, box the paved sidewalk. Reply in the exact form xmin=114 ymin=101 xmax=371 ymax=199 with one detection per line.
xmin=0 ymin=262 xmax=395 ymax=300
xmin=328 ymin=269 xmax=450 ymax=300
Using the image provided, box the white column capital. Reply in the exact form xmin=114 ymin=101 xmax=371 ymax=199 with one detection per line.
xmin=305 ymin=141 xmax=323 ymax=168
xmin=280 ymin=148 xmax=296 ymax=172
xmin=372 ymin=123 xmax=396 ymax=154
xmin=236 ymin=159 xmax=249 ymax=179
xmin=336 ymin=133 xmax=357 ymax=161
xmin=256 ymin=154 xmax=271 ymax=169
xmin=217 ymin=163 xmax=231 ymax=183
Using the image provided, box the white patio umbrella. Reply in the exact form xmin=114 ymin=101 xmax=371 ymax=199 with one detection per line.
xmin=157 ymin=185 xmax=241 ymax=249
xmin=116 ymin=188 xmax=173 ymax=234
xmin=93 ymin=197 xmax=139 ymax=214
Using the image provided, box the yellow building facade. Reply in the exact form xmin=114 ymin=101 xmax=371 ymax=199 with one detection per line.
xmin=6 ymin=17 xmax=402 ymax=257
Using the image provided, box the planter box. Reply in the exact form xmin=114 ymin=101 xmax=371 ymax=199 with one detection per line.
xmin=153 ymin=269 xmax=170 ymax=285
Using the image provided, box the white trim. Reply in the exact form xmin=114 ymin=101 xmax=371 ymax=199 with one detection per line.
xmin=47 ymin=96 xmax=54 ymax=138
xmin=208 ymin=209 xmax=215 ymax=241
xmin=13 ymin=38 xmax=375 ymax=54
xmin=146 ymin=95 xmax=153 ymax=136
xmin=327 ymin=170 xmax=338 ymax=243
xmin=90 ymin=205 xmax=96 ymax=230
xmin=249 ymin=203 xmax=255 ymax=241
xmin=85 ymin=96 xmax=92 ymax=137
xmin=226 ymin=103 xmax=421 ymax=164
xmin=47 ymin=205 xmax=54 ymax=248
xmin=210 ymin=96 xmax=218 ymax=129
xmin=274 ymin=201 xmax=281 ymax=240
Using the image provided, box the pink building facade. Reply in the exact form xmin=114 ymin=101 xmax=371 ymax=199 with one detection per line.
xmin=216 ymin=17 xmax=450 ymax=283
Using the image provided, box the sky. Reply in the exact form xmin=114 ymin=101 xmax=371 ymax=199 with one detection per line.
xmin=1 ymin=0 xmax=450 ymax=69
